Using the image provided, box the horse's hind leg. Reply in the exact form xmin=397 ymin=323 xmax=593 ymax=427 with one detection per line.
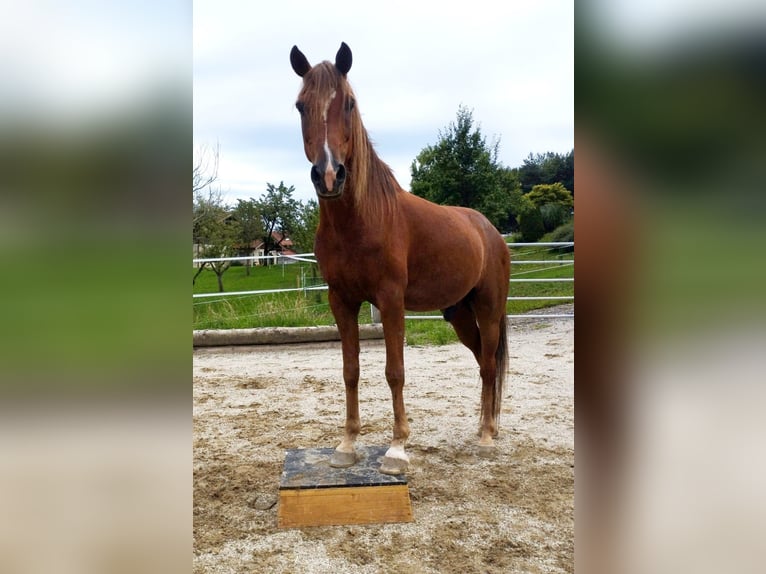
xmin=476 ymin=318 xmax=501 ymax=453
xmin=448 ymin=301 xmax=500 ymax=453
xmin=446 ymin=299 xmax=482 ymax=363
xmin=328 ymin=291 xmax=362 ymax=468
xmin=474 ymin=303 xmax=507 ymax=457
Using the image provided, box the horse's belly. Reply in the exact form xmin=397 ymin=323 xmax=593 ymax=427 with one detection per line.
xmin=403 ymin=272 xmax=477 ymax=311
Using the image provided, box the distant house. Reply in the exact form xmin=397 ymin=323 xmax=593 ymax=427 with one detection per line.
xmin=238 ymin=231 xmax=297 ymax=265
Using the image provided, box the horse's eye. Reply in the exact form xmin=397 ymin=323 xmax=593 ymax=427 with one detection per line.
xmin=345 ymin=98 xmax=355 ymax=112
xmin=295 ymin=101 xmax=306 ymax=115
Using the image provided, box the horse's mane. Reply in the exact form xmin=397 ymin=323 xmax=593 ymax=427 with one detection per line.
xmin=299 ymin=62 xmax=399 ymax=221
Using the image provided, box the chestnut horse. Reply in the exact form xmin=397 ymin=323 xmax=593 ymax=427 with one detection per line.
xmin=290 ymin=42 xmax=510 ymax=475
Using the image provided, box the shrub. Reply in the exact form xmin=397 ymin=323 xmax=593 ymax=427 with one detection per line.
xmin=544 ymin=221 xmax=574 ymax=252
xmin=540 ymin=203 xmax=570 ymax=232
xmin=518 ymin=207 xmax=545 ymax=242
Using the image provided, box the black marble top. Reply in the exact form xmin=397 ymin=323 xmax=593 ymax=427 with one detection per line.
xmin=279 ymin=446 xmax=408 ymax=489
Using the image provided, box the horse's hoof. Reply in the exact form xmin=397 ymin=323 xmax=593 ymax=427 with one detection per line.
xmin=379 ymin=456 xmax=408 ymax=475
xmin=477 ymin=444 xmax=495 ymax=458
xmin=329 ymin=450 xmax=357 ymax=468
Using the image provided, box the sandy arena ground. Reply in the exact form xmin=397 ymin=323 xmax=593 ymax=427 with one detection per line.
xmin=193 ymin=313 xmax=573 ymax=573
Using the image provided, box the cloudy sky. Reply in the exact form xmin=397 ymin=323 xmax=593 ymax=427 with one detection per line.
xmin=193 ymin=0 xmax=574 ymax=204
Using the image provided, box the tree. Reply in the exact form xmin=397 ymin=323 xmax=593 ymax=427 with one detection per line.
xmin=559 ymin=149 xmax=574 ymax=194
xmin=233 ymin=198 xmax=263 ymax=275
xmin=193 ymin=144 xmax=242 ymax=291
xmin=526 ymin=182 xmax=574 ymax=210
xmin=290 ymin=199 xmax=321 ymax=300
xmin=540 ymin=203 xmax=570 ymax=232
xmin=193 ymin=144 xmax=221 ymax=237
xmin=525 ymin=182 xmax=573 ymax=234
xmin=410 ymin=106 xmax=507 ymax=228
xmin=517 ymin=198 xmax=545 ymax=242
xmin=255 ymin=182 xmax=299 ymax=265
xmin=290 ymin=199 xmax=320 ymax=254
xmin=518 ymin=150 xmax=574 ymax=195
xmin=494 ymin=168 xmax=526 ymax=233
xmin=193 ymin=143 xmax=219 ymax=194
xmin=193 ymin=191 xmax=240 ymax=291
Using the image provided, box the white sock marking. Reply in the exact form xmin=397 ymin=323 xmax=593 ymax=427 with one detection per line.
xmin=385 ymin=444 xmax=409 ymax=462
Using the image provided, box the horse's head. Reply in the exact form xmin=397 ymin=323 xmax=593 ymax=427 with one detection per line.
xmin=290 ymin=42 xmax=356 ymax=199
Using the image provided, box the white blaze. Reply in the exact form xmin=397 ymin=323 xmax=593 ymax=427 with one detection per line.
xmin=322 ymin=90 xmax=337 ymax=174
xmin=322 ymin=90 xmax=336 ymax=121
xmin=323 ymin=136 xmax=332 ymax=170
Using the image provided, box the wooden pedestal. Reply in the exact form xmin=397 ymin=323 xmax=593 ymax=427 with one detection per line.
xmin=277 ymin=446 xmax=413 ymax=528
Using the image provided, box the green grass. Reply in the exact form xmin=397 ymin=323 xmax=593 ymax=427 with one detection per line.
xmin=194 ymin=262 xmax=308 ymax=293
xmin=193 ymin=263 xmax=341 ymax=330
xmin=193 ymin=243 xmax=573 ymax=344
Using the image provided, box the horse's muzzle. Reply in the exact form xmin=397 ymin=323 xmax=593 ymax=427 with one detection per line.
xmin=311 ymin=163 xmax=346 ymax=199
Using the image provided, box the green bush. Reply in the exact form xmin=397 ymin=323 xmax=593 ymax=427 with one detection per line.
xmin=540 ymin=203 xmax=570 ymax=232
xmin=518 ymin=207 xmax=545 ymax=242
xmin=543 ymin=221 xmax=574 ymax=252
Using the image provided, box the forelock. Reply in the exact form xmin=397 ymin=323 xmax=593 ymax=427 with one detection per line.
xmin=298 ymin=62 xmax=353 ymax=115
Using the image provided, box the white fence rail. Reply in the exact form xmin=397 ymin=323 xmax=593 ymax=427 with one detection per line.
xmin=193 ymin=243 xmax=573 ymax=320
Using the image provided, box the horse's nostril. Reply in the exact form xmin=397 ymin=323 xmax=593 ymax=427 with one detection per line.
xmin=336 ymin=164 xmax=346 ymax=183
xmin=310 ymin=165 xmax=321 ymax=184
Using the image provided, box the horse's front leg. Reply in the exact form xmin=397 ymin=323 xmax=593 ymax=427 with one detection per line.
xmin=377 ymin=294 xmax=410 ymax=475
xmin=328 ymin=290 xmax=362 ymax=468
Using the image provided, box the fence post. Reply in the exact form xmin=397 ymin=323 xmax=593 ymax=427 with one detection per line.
xmin=370 ymin=305 xmax=381 ymax=324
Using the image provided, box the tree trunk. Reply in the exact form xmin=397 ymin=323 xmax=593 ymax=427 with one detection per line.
xmin=192 ymin=263 xmax=207 ymax=285
xmin=216 ymin=272 xmax=224 ymax=292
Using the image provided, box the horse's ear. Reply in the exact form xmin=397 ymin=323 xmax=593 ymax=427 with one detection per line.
xmin=290 ymin=45 xmax=311 ymax=77
xmin=335 ymin=42 xmax=352 ymax=76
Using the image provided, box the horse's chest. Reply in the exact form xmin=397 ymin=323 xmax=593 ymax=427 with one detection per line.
xmin=315 ymin=235 xmax=390 ymax=292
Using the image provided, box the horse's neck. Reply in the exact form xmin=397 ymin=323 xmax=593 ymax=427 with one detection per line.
xmin=318 ymin=186 xmax=371 ymax=235
xmin=318 ymin=186 xmax=391 ymax=243
xmin=319 ymin=133 xmax=398 ymax=234
xmin=318 ymin=193 xmax=357 ymax=228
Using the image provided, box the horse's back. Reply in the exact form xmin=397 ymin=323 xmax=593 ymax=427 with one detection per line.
xmin=400 ymin=192 xmax=506 ymax=265
xmin=398 ymin=193 xmax=509 ymax=310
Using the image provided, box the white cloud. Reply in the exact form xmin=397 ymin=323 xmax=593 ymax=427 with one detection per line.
xmin=194 ymin=0 xmax=573 ymax=203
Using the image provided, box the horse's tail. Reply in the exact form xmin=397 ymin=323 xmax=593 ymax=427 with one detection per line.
xmin=494 ymin=313 xmax=508 ymax=422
